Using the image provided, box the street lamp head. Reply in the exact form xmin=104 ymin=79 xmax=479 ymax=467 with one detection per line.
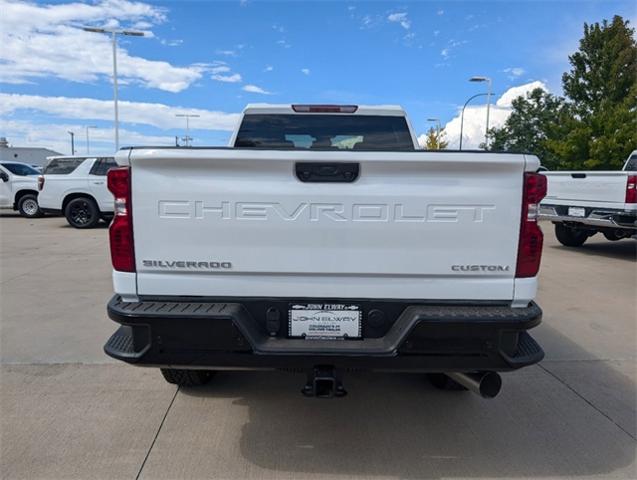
xmin=470 ymin=76 xmax=490 ymax=83
xmin=83 ymin=27 xmax=145 ymax=36
xmin=426 ymin=118 xmax=439 ymax=122
xmin=83 ymin=27 xmax=107 ymax=33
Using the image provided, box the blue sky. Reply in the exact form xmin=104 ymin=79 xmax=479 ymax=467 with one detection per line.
xmin=1 ymin=0 xmax=635 ymax=154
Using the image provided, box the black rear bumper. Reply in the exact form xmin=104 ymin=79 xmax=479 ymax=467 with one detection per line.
xmin=105 ymin=295 xmax=544 ymax=372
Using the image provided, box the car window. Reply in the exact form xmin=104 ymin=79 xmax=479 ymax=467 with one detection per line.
xmin=624 ymin=155 xmax=637 ymax=171
xmin=0 ymin=162 xmax=40 ymax=176
xmin=235 ymin=114 xmax=415 ymax=151
xmin=89 ymin=158 xmax=118 ymax=176
xmin=43 ymin=158 xmax=86 ymax=174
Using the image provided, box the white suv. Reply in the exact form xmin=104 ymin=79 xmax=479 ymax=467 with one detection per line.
xmin=38 ymin=156 xmax=117 ymax=228
xmin=0 ymin=161 xmax=42 ymax=218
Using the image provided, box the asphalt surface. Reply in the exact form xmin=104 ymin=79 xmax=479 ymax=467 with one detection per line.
xmin=1 ymin=213 xmax=635 ymax=480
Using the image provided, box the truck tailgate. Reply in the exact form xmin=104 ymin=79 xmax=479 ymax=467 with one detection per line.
xmin=543 ymin=171 xmax=629 ymax=205
xmin=129 ymin=149 xmax=526 ymax=301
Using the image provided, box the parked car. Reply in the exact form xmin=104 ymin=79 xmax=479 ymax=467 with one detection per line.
xmin=540 ymin=150 xmax=637 ymax=246
xmin=103 ymin=104 xmax=547 ymax=399
xmin=38 ymin=156 xmax=118 ymax=228
xmin=0 ymin=161 xmax=43 ymax=218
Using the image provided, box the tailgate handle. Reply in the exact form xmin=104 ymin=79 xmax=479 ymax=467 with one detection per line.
xmin=295 ymin=162 xmax=359 ymax=183
xmin=571 ymin=173 xmax=587 ymax=178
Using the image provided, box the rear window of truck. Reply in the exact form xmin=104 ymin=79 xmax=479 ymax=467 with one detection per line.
xmin=235 ymin=114 xmax=415 ymax=151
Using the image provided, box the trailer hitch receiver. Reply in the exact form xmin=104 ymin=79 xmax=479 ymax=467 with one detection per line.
xmin=302 ymin=366 xmax=347 ymax=398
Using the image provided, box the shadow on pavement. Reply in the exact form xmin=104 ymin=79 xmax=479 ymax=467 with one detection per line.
xmin=180 ymin=324 xmax=635 ymax=479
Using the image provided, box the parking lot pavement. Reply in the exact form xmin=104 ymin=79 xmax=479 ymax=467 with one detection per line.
xmin=1 ymin=213 xmax=635 ymax=479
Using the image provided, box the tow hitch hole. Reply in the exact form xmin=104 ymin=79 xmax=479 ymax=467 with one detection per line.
xmin=302 ymin=366 xmax=347 ymax=398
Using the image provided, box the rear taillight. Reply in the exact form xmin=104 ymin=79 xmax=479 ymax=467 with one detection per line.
xmin=107 ymin=166 xmax=135 ymax=272
xmin=516 ymin=172 xmax=547 ymax=278
xmin=626 ymin=175 xmax=637 ymax=203
xmin=37 ymin=175 xmax=44 ymax=191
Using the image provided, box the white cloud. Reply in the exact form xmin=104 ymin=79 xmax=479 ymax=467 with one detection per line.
xmin=437 ymin=9 xmax=444 ymax=15
xmin=496 ymin=80 xmax=546 ymax=107
xmin=439 ymin=39 xmax=467 ymax=60
xmin=276 ymin=39 xmax=291 ymax=48
xmin=301 ymin=68 xmax=310 ymax=75
xmin=216 ymin=49 xmax=237 ymax=56
xmin=0 ymin=93 xmax=240 ymax=132
xmin=417 ymin=81 xmax=549 ymax=150
xmin=212 ymin=73 xmax=242 ymax=83
xmin=502 ymin=67 xmax=526 ymax=79
xmin=0 ymin=0 xmax=207 ymax=92
xmin=160 ymin=38 xmax=183 ymax=47
xmin=210 ymin=64 xmax=231 ymax=74
xmin=264 ymin=65 xmax=274 ymax=72
xmin=387 ymin=12 xmax=411 ymax=30
xmin=242 ymin=84 xmax=272 ymax=95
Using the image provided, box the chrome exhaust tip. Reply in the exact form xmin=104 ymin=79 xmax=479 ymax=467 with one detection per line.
xmin=447 ymin=372 xmax=502 ymax=399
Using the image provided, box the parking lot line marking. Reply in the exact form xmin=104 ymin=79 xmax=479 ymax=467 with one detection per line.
xmin=135 ymin=386 xmax=180 ymax=479
xmin=539 ymin=363 xmax=636 ymax=441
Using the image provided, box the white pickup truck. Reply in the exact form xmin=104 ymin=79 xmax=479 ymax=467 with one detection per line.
xmin=38 ymin=156 xmax=118 ymax=228
xmin=0 ymin=161 xmax=42 ymax=218
xmin=540 ymin=150 xmax=637 ymax=246
xmin=104 ymin=104 xmax=546 ymax=398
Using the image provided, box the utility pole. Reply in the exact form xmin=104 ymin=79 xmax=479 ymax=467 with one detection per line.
xmin=176 ymin=114 xmax=200 ymax=147
xmin=469 ymin=76 xmax=493 ymax=148
xmin=67 ymin=131 xmax=75 ymax=155
xmin=83 ymin=27 xmax=145 ymax=151
xmin=86 ymin=126 xmax=97 ymax=154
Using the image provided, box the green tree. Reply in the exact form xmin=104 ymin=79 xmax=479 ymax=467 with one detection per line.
xmin=488 ymin=88 xmax=571 ymax=169
xmin=489 ymin=15 xmax=637 ymax=170
xmin=557 ymin=16 xmax=637 ymax=169
xmin=423 ymin=127 xmax=449 ymax=150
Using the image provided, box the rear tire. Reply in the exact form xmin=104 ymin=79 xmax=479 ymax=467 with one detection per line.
xmin=602 ymin=230 xmax=624 ymax=241
xmin=64 ymin=197 xmax=100 ymax=228
xmin=427 ymin=373 xmax=468 ymax=391
xmin=160 ymin=368 xmax=215 ymax=387
xmin=17 ymin=194 xmax=43 ymax=218
xmin=555 ymin=224 xmax=589 ymax=247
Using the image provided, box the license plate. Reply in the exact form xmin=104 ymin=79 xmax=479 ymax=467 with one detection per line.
xmin=568 ymin=207 xmax=586 ymax=218
xmin=289 ymin=304 xmax=361 ymax=339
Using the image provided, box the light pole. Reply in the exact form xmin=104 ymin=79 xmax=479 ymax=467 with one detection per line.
xmin=86 ymin=126 xmax=97 ymax=154
xmin=67 ymin=131 xmax=75 ymax=155
xmin=176 ymin=114 xmax=200 ymax=147
xmin=459 ymin=92 xmax=489 ymax=150
xmin=469 ymin=76 xmax=492 ymax=148
xmin=83 ymin=27 xmax=145 ymax=151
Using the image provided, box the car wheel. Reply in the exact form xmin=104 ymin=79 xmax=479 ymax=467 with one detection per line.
xmin=160 ymin=368 xmax=215 ymax=387
xmin=17 ymin=194 xmax=43 ymax=218
xmin=602 ymin=231 xmax=624 ymax=241
xmin=64 ymin=197 xmax=100 ymax=228
xmin=554 ymin=224 xmax=589 ymax=247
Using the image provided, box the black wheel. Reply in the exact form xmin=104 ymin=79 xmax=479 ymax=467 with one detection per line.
xmin=426 ymin=373 xmax=468 ymax=391
xmin=17 ymin=194 xmax=43 ymax=218
xmin=64 ymin=197 xmax=100 ymax=228
xmin=555 ymin=224 xmax=589 ymax=247
xmin=160 ymin=368 xmax=215 ymax=387
xmin=602 ymin=230 xmax=624 ymax=241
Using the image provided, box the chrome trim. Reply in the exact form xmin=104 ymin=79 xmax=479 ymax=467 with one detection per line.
xmin=539 ymin=209 xmax=637 ymax=229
